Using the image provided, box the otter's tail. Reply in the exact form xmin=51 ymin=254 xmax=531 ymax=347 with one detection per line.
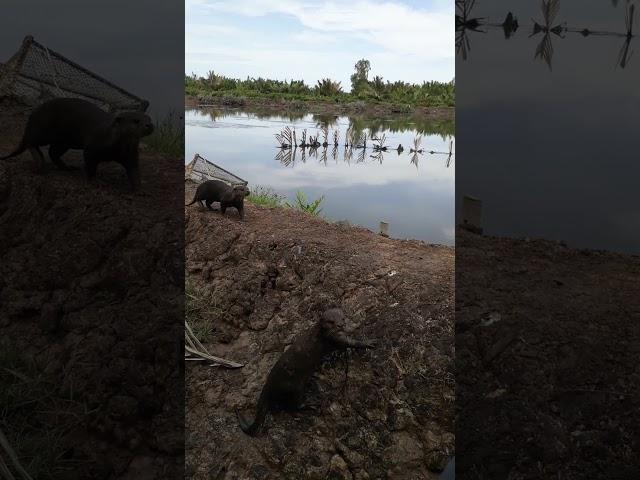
xmin=236 ymin=390 xmax=269 ymax=436
xmin=185 ymin=194 xmax=198 ymax=206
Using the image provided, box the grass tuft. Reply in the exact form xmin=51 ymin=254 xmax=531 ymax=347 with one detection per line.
xmin=0 ymin=341 xmax=85 ymax=479
xmin=143 ymin=110 xmax=184 ymax=158
xmin=286 ymin=191 xmax=325 ymax=217
xmin=185 ymin=279 xmax=221 ymax=344
xmin=246 ymin=185 xmax=287 ymax=208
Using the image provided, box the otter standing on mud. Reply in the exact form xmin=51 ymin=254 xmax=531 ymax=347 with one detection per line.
xmin=0 ymin=98 xmax=153 ymax=191
xmin=186 ymin=179 xmax=249 ymax=220
xmin=236 ymin=308 xmax=374 ymax=436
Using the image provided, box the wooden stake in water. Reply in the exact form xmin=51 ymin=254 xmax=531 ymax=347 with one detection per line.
xmin=379 ymin=221 xmax=390 ymax=237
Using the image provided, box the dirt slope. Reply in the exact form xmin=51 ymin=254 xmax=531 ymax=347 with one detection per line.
xmin=185 ymin=185 xmax=455 ymax=480
xmin=456 ymin=229 xmax=640 ymax=479
xmin=0 ymin=101 xmax=184 ymax=479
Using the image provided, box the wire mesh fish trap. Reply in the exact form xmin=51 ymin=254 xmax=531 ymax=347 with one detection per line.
xmin=185 ymin=153 xmax=248 ymax=187
xmin=0 ymin=35 xmax=148 ymax=112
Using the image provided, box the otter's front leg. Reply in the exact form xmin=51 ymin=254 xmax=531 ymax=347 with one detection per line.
xmin=330 ymin=332 xmax=375 ymax=350
xmin=125 ymin=163 xmax=141 ymax=192
xmin=83 ymin=151 xmax=99 ymax=186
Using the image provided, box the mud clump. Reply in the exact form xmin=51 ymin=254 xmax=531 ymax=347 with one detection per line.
xmin=185 ymin=183 xmax=454 ymax=479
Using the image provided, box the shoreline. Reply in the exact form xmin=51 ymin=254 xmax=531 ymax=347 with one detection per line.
xmin=185 ymin=94 xmax=455 ymax=121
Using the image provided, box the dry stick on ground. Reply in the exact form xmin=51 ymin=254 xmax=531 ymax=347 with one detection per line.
xmin=0 ymin=427 xmax=33 ymax=480
xmin=184 ymin=320 xmax=244 ymax=368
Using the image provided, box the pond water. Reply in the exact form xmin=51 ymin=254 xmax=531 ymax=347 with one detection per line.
xmin=457 ymin=0 xmax=640 ymax=253
xmin=186 ymin=108 xmax=455 ymax=245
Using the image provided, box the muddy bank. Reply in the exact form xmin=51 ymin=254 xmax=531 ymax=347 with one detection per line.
xmin=185 ymin=185 xmax=455 ymax=480
xmin=456 ymin=229 xmax=640 ymax=479
xmin=0 ymin=102 xmax=184 ymax=478
xmin=185 ymin=94 xmax=454 ymax=122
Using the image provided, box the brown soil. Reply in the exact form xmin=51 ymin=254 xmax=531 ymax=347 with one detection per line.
xmin=456 ymin=228 xmax=640 ymax=479
xmin=0 ymin=100 xmax=184 ymax=479
xmin=184 ymin=95 xmax=454 ymax=122
xmin=184 ymin=183 xmax=455 ymax=480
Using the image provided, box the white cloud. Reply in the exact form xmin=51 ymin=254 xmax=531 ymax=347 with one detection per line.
xmin=186 ymin=0 xmax=454 ymax=83
xmin=201 ymin=0 xmax=453 ymax=60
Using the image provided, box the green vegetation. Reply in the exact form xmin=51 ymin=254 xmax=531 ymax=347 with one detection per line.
xmin=185 ymin=59 xmax=455 ymax=108
xmin=0 ymin=340 xmax=83 ymax=478
xmin=142 ymin=110 xmax=185 ymax=158
xmin=246 ymin=186 xmax=325 ymax=216
xmin=286 ymin=191 xmax=325 ymax=217
xmin=246 ymin=185 xmax=286 ymax=208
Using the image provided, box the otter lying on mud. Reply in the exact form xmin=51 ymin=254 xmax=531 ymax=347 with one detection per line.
xmin=186 ymin=180 xmax=250 ymax=220
xmin=0 ymin=98 xmax=153 ymax=191
xmin=236 ymin=308 xmax=374 ymax=436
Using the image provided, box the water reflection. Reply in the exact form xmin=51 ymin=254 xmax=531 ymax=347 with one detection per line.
xmin=193 ymin=106 xmax=454 ymax=139
xmin=274 ymin=143 xmax=453 ymax=169
xmin=456 ymin=0 xmax=636 ymax=69
xmin=272 ymin=125 xmax=454 ymax=169
xmin=186 ymin=108 xmax=455 ymax=244
xmin=457 ymin=0 xmax=640 ymax=253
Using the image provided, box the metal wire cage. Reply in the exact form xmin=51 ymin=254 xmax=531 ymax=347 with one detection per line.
xmin=185 ymin=154 xmax=248 ymax=187
xmin=0 ymin=35 xmax=148 ymax=113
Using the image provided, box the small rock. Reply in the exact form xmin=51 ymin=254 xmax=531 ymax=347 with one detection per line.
xmin=390 ymin=407 xmax=416 ymax=431
xmin=39 ymin=303 xmax=62 ymax=333
xmin=125 ymin=455 xmax=157 ymax=480
xmin=384 ymin=432 xmax=424 ymax=466
xmin=108 ymin=395 xmax=138 ymax=419
xmin=328 ymin=454 xmax=352 ymax=480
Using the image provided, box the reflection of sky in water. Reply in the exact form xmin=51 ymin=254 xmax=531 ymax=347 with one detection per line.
xmin=186 ymin=109 xmax=455 ymax=245
xmin=457 ymin=0 xmax=640 ymax=253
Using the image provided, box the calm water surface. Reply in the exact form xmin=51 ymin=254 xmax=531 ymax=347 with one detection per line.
xmin=457 ymin=0 xmax=640 ymax=253
xmin=186 ymin=108 xmax=455 ymax=245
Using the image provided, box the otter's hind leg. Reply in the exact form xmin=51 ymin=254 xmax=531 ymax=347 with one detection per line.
xmin=83 ymin=153 xmax=99 ymax=186
xmin=205 ymin=199 xmax=215 ymax=211
xmin=125 ymin=164 xmax=142 ymax=192
xmin=28 ymin=147 xmax=45 ymax=173
xmin=48 ymin=144 xmax=75 ymax=171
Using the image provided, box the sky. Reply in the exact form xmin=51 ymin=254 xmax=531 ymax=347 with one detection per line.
xmin=185 ymin=0 xmax=454 ymax=89
xmin=0 ymin=0 xmax=184 ymax=116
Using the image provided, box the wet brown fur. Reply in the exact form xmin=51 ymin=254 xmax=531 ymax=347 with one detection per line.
xmin=0 ymin=98 xmax=153 ymax=191
xmin=236 ymin=308 xmax=374 ymax=435
xmin=186 ymin=179 xmax=250 ymax=220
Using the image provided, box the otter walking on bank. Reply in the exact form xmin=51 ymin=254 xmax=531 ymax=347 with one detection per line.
xmin=186 ymin=179 xmax=249 ymax=220
xmin=236 ymin=308 xmax=374 ymax=436
xmin=0 ymin=98 xmax=153 ymax=191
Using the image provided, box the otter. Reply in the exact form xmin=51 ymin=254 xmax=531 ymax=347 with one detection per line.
xmin=186 ymin=180 xmax=249 ymax=220
xmin=0 ymin=98 xmax=153 ymax=191
xmin=236 ymin=308 xmax=374 ymax=436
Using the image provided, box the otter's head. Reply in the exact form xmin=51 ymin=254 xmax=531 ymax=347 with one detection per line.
xmin=112 ymin=111 xmax=154 ymax=138
xmin=221 ymin=185 xmax=249 ymax=203
xmin=232 ymin=185 xmax=250 ymax=199
xmin=320 ymin=308 xmax=346 ymax=334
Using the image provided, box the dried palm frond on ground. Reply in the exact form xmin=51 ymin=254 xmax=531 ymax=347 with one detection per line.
xmin=0 ymin=428 xmax=33 ymax=480
xmin=185 ymin=321 xmax=243 ymax=369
